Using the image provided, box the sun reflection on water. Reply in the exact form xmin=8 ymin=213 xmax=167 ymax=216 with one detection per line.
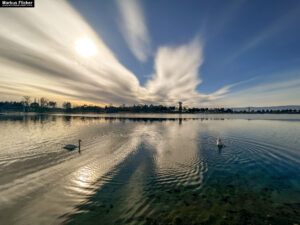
xmin=72 ymin=166 xmax=98 ymax=195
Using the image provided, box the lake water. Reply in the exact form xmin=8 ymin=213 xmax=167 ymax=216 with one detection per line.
xmin=0 ymin=114 xmax=300 ymax=224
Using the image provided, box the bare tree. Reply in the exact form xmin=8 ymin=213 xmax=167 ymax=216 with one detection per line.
xmin=40 ymin=97 xmax=48 ymax=107
xmin=63 ymin=102 xmax=72 ymax=111
xmin=23 ymin=96 xmax=31 ymax=107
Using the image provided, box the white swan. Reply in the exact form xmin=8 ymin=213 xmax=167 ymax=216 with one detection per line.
xmin=64 ymin=139 xmax=81 ymax=151
xmin=216 ymin=137 xmax=225 ymax=147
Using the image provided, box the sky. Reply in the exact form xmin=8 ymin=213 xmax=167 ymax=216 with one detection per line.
xmin=0 ymin=0 xmax=300 ymax=107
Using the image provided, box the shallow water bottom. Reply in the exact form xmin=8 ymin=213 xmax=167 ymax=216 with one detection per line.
xmin=63 ymin=143 xmax=300 ymax=225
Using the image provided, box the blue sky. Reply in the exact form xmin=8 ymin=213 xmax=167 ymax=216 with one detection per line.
xmin=0 ymin=0 xmax=299 ymax=107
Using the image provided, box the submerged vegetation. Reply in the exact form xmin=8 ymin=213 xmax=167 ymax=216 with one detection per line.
xmin=64 ymin=184 xmax=300 ymax=225
xmin=0 ymin=96 xmax=299 ymax=114
xmin=62 ymin=141 xmax=300 ymax=225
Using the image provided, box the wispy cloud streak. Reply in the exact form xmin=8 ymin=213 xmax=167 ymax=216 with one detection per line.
xmin=224 ymin=4 xmax=300 ymax=64
xmin=143 ymin=38 xmax=234 ymax=106
xmin=116 ymin=0 xmax=151 ymax=62
xmin=0 ymin=0 xmax=143 ymax=105
xmin=219 ymin=75 xmax=300 ymax=107
xmin=0 ymin=0 xmax=231 ymax=106
xmin=2 ymin=0 xmax=296 ymax=107
xmin=145 ymin=38 xmax=203 ymax=104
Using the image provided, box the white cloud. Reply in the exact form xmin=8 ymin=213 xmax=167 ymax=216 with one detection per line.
xmin=145 ymin=39 xmax=202 ymax=104
xmin=116 ymin=0 xmax=151 ymax=62
xmin=219 ymin=76 xmax=300 ymax=107
xmin=0 ymin=0 xmax=144 ymax=105
xmin=0 ymin=0 xmax=232 ymax=107
xmin=144 ymin=38 xmax=230 ymax=106
xmin=4 ymin=0 xmax=297 ymax=108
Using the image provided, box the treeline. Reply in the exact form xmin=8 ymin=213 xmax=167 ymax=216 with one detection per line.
xmin=234 ymin=109 xmax=300 ymax=114
xmin=0 ymin=100 xmax=178 ymax=113
xmin=0 ymin=96 xmax=299 ymax=114
xmin=0 ymin=96 xmax=63 ymax=113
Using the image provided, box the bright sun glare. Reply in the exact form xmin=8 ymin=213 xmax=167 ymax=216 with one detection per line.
xmin=75 ymin=37 xmax=98 ymax=58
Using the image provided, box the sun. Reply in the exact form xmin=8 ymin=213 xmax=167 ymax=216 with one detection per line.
xmin=75 ymin=37 xmax=98 ymax=58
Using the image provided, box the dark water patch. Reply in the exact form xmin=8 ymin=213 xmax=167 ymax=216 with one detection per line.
xmin=62 ymin=142 xmax=157 ymax=225
xmin=63 ymin=180 xmax=300 ymax=224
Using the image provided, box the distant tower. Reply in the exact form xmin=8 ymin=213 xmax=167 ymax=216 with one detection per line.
xmin=178 ymin=102 xmax=183 ymax=113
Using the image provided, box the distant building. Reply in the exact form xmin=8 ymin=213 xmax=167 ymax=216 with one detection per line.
xmin=178 ymin=101 xmax=182 ymax=112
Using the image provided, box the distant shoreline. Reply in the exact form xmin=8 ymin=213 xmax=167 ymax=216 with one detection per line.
xmin=1 ymin=111 xmax=300 ymax=115
xmin=2 ymin=100 xmax=300 ymax=114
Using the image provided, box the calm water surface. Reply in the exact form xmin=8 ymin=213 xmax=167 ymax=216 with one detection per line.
xmin=0 ymin=114 xmax=300 ymax=224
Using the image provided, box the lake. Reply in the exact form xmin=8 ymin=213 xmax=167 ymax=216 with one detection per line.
xmin=0 ymin=114 xmax=300 ymax=224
